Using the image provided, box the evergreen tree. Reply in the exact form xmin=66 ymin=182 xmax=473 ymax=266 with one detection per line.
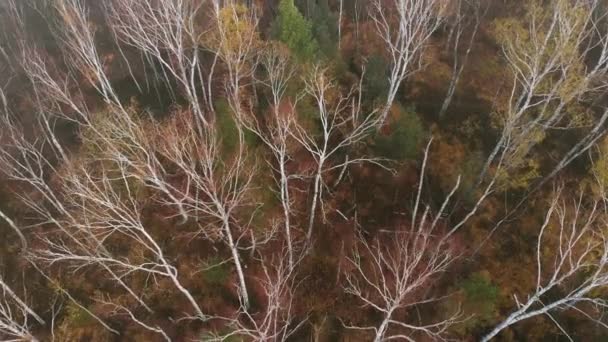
xmin=309 ymin=0 xmax=339 ymax=57
xmin=272 ymin=0 xmax=318 ymax=61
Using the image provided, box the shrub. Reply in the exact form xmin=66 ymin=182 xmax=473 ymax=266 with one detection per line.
xmin=202 ymin=257 xmax=231 ymax=286
xmin=214 ymin=98 xmax=259 ymax=154
xmin=457 ymin=272 xmax=499 ymax=332
xmin=64 ymin=302 xmax=96 ymax=327
xmin=373 ymin=104 xmax=425 ymax=160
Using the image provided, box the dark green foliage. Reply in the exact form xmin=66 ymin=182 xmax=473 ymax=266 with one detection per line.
xmin=364 ymin=55 xmax=389 ymax=105
xmin=460 ymin=272 xmax=499 ymax=326
xmin=201 ymin=258 xmax=231 ymax=286
xmin=214 ymin=98 xmax=259 ymax=154
xmin=462 ymin=273 xmax=498 ymax=305
xmin=373 ymin=105 xmax=425 ymax=160
xmin=309 ymin=0 xmax=339 ymax=58
xmin=293 ymin=0 xmax=339 ymax=58
xmin=214 ymin=98 xmax=240 ymax=153
xmin=272 ymin=0 xmax=319 ymax=62
xmin=296 ymin=95 xmax=323 ymax=136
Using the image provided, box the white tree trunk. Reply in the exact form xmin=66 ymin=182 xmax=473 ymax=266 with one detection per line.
xmin=223 ymin=218 xmax=249 ymax=308
xmin=307 ymin=171 xmax=322 ymax=242
xmin=338 ymin=0 xmax=343 ymax=49
xmin=374 ymin=312 xmax=393 ymax=342
xmin=168 ymin=270 xmax=206 ymax=319
xmin=0 ymin=278 xmax=44 ymax=325
xmin=279 ymin=160 xmax=294 ymax=270
xmin=0 ymin=209 xmax=27 ymax=250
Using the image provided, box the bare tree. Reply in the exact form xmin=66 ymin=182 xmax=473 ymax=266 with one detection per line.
xmin=51 ymin=0 xmax=129 ymax=113
xmin=0 ymin=208 xmax=26 ymax=251
xmin=101 ymin=301 xmax=171 ymax=342
xmin=22 ymin=32 xmax=192 ymax=226
xmin=6 ymin=0 xmax=262 ymax=323
xmin=338 ymin=0 xmax=344 ymax=49
xmin=292 ymin=66 xmax=385 ymax=242
xmin=0 ymin=111 xmax=141 ymax=335
xmin=107 ymin=0 xmax=211 ymax=125
xmin=343 ymin=139 xmax=496 ymax=341
xmin=483 ymin=184 xmax=608 ymax=341
xmin=242 ymin=43 xmax=300 ymax=270
xmin=205 ymin=247 xmax=307 ymax=341
xmin=343 ymin=227 xmax=462 ymax=342
xmin=205 ymin=1 xmax=260 ymax=120
xmin=24 ymin=0 xmax=195 ymax=224
xmin=371 ymin=0 xmax=444 ymax=125
xmin=438 ymin=0 xmax=485 ymax=119
xmin=0 ymin=39 xmax=51 ymax=252
xmin=174 ymin=6 xmax=265 ymax=308
xmin=40 ymin=160 xmax=206 ymax=320
xmin=155 ymin=111 xmax=256 ymax=309
xmin=0 ymin=114 xmax=206 ymax=320
xmin=0 ymin=90 xmax=206 ymax=328
xmin=0 ymin=276 xmax=43 ymax=341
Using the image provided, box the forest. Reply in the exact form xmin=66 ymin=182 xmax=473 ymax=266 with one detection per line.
xmin=2 ymin=0 xmax=608 ymax=340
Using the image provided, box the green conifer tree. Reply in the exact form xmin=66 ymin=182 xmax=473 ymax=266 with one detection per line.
xmin=272 ymin=0 xmax=318 ymax=61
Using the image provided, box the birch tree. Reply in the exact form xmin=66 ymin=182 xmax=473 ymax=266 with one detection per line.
xmin=0 ymin=110 xmax=207 ymax=323
xmin=483 ymin=184 xmax=608 ymax=341
xmin=242 ymin=43 xmax=300 ymax=271
xmin=205 ymin=247 xmax=306 ymax=341
xmin=371 ymin=0 xmax=444 ymax=125
xmin=438 ymin=0 xmax=485 ymax=119
xmin=0 ymin=113 xmax=138 ymax=336
xmin=0 ymin=276 xmax=44 ymax=341
xmin=44 ymin=161 xmax=206 ymax=320
xmin=154 ymin=111 xmax=256 ymax=309
xmin=292 ymin=66 xmax=385 ymax=242
xmin=343 ymin=139 xmax=496 ymax=341
xmin=478 ymin=0 xmax=608 ymax=188
xmin=12 ymin=0 xmax=260 ymax=320
xmin=205 ymin=1 xmax=260 ymax=120
xmin=36 ymin=0 xmax=198 ymax=223
xmin=0 ymin=89 xmax=28 ymax=250
xmin=107 ymin=0 xmax=212 ymax=124
xmin=0 ymin=1 xmax=209 ymax=324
